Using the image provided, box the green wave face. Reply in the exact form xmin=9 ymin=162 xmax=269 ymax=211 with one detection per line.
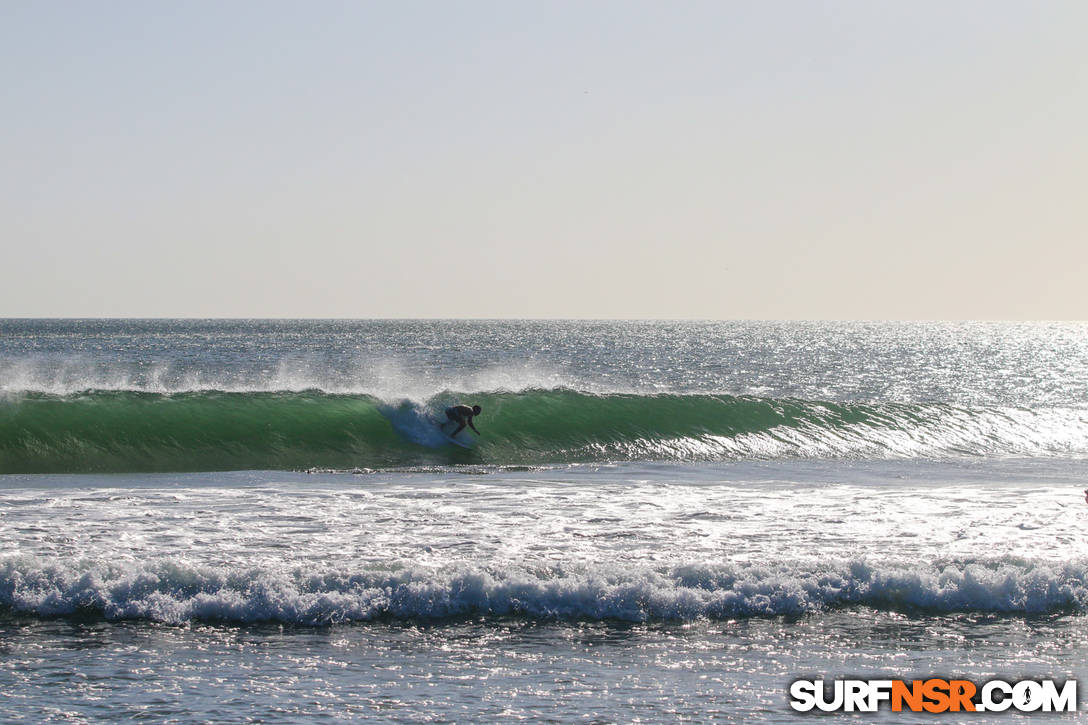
xmin=0 ymin=389 xmax=1083 ymax=473
xmin=0 ymin=391 xmax=402 ymax=473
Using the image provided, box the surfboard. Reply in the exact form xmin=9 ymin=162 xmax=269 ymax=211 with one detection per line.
xmin=439 ymin=420 xmax=475 ymax=449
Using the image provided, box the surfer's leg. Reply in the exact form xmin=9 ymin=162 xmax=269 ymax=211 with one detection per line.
xmin=452 ymin=422 xmax=467 ymax=437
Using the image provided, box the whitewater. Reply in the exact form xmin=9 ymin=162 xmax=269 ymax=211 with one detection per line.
xmin=3 ymin=319 xmax=1088 ymax=722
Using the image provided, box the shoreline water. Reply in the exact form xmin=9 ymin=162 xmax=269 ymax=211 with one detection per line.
xmin=3 ymin=458 xmax=1087 ymax=722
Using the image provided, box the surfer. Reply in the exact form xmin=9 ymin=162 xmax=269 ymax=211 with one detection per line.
xmin=446 ymin=404 xmax=482 ymax=438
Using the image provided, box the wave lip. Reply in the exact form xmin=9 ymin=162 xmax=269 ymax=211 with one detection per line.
xmin=1 ymin=388 xmax=1087 ymax=473
xmin=2 ymin=557 xmax=1086 ymax=625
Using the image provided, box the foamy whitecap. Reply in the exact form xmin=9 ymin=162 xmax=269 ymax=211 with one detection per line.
xmin=3 ymin=556 xmax=1085 ymax=625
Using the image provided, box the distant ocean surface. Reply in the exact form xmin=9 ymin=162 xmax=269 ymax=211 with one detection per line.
xmin=3 ymin=319 xmax=1088 ymax=722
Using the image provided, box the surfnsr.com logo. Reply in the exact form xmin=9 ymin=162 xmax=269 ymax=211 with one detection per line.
xmin=789 ymin=678 xmax=1077 ymax=713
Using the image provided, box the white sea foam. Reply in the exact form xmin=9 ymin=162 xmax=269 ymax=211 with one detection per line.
xmin=3 ymin=556 xmax=1085 ymax=625
xmin=377 ymin=399 xmax=452 ymax=448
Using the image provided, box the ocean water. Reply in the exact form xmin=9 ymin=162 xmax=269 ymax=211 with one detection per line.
xmin=2 ymin=319 xmax=1088 ymax=722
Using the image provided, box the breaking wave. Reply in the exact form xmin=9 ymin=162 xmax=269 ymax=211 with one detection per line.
xmin=2 ymin=556 xmax=1085 ymax=624
xmin=1 ymin=388 xmax=1086 ymax=473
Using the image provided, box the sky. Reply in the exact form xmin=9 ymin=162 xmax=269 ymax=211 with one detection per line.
xmin=2 ymin=0 xmax=1086 ymax=319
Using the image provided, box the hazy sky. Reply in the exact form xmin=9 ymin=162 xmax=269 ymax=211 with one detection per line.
xmin=3 ymin=1 xmax=1085 ymax=318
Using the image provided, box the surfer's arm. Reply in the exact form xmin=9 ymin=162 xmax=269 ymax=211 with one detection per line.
xmin=469 ymin=419 xmax=480 ymax=434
